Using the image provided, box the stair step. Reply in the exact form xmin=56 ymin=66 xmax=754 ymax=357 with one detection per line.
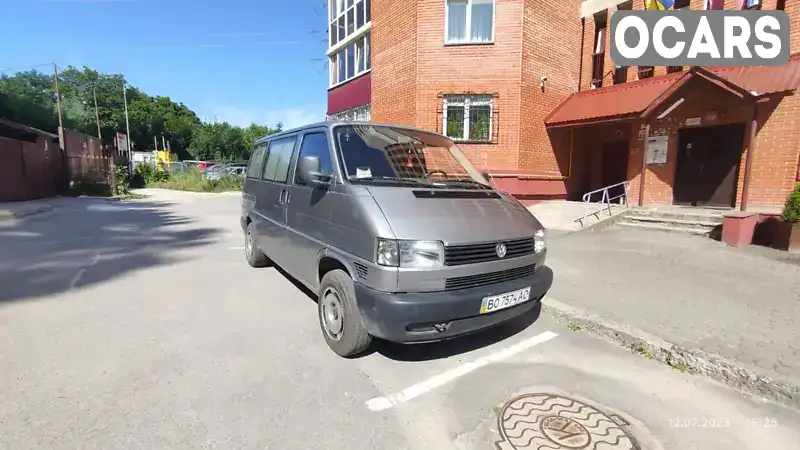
xmin=629 ymin=210 xmax=725 ymax=224
xmin=623 ymin=215 xmax=722 ymax=228
xmin=618 ymin=222 xmax=711 ymax=235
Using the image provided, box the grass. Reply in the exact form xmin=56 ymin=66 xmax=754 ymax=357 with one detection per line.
xmin=568 ymin=320 xmax=582 ymax=332
xmin=146 ymin=168 xmax=243 ymax=193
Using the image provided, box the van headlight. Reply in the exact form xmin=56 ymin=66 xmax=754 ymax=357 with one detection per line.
xmin=376 ymin=239 xmax=444 ymax=268
xmin=534 ymin=229 xmax=546 ymax=253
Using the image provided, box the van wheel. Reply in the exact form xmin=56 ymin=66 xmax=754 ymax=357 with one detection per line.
xmin=318 ymin=270 xmax=373 ymax=357
xmin=245 ymin=222 xmax=269 ymax=268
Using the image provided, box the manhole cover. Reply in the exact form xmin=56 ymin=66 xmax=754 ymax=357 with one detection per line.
xmin=496 ymin=393 xmax=640 ymax=449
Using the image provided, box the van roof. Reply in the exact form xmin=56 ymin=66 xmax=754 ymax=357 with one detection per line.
xmin=253 ymin=121 xmax=442 ymax=145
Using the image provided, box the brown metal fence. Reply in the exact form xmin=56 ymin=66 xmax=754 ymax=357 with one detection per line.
xmin=0 ymin=135 xmax=66 ymax=202
xmin=0 ymin=127 xmax=115 ymax=203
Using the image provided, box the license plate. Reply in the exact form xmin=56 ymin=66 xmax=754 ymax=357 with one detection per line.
xmin=479 ymin=286 xmax=532 ymax=314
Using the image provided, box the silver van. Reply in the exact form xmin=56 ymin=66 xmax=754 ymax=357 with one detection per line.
xmin=241 ymin=121 xmax=553 ymax=357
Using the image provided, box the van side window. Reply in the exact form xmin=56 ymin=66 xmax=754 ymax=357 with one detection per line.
xmin=262 ymin=136 xmax=297 ymax=183
xmin=295 ymin=132 xmax=332 ymax=185
xmin=246 ymin=143 xmax=267 ymax=178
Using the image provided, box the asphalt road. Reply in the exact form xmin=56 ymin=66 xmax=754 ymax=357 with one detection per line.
xmin=1 ymin=191 xmax=799 ymax=450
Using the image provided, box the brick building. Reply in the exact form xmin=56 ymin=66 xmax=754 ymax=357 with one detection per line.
xmin=326 ymin=0 xmax=800 ymax=211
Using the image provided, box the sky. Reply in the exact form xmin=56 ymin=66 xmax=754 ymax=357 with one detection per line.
xmin=0 ymin=0 xmax=330 ymax=129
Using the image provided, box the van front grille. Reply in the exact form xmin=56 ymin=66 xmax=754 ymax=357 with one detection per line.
xmin=445 ymin=264 xmax=536 ymax=291
xmin=444 ymin=238 xmax=534 ymax=266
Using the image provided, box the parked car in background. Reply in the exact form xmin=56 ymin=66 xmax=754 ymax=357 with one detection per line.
xmin=240 ymin=121 xmax=552 ymax=357
xmin=197 ymin=161 xmax=216 ymax=170
xmin=206 ymin=165 xmax=246 ymax=181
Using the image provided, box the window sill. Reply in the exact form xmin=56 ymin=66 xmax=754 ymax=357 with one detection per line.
xmin=449 ymin=139 xmax=495 ymax=144
xmin=444 ymin=41 xmax=495 ymax=47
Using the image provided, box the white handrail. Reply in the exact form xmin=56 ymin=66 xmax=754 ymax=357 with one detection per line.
xmin=579 ymin=181 xmax=630 ymax=226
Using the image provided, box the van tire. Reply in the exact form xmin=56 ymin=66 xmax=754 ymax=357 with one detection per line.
xmin=245 ymin=222 xmax=269 ymax=268
xmin=318 ymin=270 xmax=373 ymax=357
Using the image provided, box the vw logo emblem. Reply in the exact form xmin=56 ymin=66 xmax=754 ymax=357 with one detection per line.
xmin=495 ymin=243 xmax=507 ymax=258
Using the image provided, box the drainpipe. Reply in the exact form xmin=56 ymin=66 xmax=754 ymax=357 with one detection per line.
xmin=578 ymin=18 xmax=585 ymax=92
xmin=638 ymin=124 xmax=650 ymax=207
xmin=740 ymin=102 xmax=758 ymax=211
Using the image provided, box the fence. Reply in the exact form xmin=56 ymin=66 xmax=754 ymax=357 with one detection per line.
xmin=0 ymin=135 xmax=66 ymax=202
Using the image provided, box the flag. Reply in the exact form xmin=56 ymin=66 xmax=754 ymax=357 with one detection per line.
xmin=645 ymin=0 xmax=675 ymax=9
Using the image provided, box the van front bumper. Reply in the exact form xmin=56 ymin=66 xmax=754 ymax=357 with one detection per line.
xmin=354 ymin=265 xmax=553 ymax=343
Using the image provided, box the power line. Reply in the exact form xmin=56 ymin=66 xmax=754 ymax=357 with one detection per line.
xmin=0 ymin=63 xmax=57 ymax=74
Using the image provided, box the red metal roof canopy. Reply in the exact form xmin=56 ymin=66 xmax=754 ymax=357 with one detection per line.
xmin=545 ymin=53 xmax=800 ymax=128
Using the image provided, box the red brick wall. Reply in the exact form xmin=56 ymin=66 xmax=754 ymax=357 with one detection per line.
xmin=372 ymin=0 xmax=580 ymax=179
xmin=371 ymin=0 xmax=418 ymax=126
xmin=519 ymin=0 xmax=583 ymax=177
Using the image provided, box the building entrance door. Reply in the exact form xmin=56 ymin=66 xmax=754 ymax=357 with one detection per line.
xmin=674 ymin=124 xmax=745 ymax=208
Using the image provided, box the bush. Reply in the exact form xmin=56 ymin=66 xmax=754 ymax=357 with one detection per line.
xmin=781 ymin=182 xmax=800 ymax=223
xmin=67 ymin=179 xmax=113 ymax=197
xmin=148 ymin=167 xmax=243 ymax=193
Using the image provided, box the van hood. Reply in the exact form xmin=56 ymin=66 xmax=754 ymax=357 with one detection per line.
xmin=365 ymin=186 xmax=543 ymax=244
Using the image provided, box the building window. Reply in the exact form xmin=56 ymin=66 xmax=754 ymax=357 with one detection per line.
xmin=445 ymin=0 xmax=494 ymax=44
xmin=674 ymin=0 xmax=690 ymax=9
xmin=327 ymin=104 xmax=371 ymax=121
xmin=590 ymin=13 xmax=607 ymax=88
xmin=329 ymin=0 xmax=370 ymax=48
xmin=666 ymin=65 xmax=683 ymax=73
xmin=638 ymin=66 xmax=654 ymax=79
xmin=329 ymin=32 xmax=370 ymax=87
xmin=613 ymin=66 xmax=628 ymax=84
xmin=443 ymin=94 xmax=493 ymax=142
xmin=704 ymin=0 xmax=724 ymax=9
xmin=742 ymin=0 xmax=762 ymax=9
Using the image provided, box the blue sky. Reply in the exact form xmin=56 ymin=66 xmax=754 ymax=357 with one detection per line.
xmin=0 ymin=0 xmax=329 ymax=129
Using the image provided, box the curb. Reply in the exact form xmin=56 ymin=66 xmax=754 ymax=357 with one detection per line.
xmin=570 ymin=208 xmax=630 ymax=235
xmin=541 ymin=297 xmax=800 ymax=410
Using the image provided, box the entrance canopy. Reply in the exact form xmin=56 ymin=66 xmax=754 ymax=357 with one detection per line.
xmin=545 ymin=54 xmax=800 ymax=128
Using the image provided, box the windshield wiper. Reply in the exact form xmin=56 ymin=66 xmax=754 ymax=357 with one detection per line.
xmin=431 ymin=178 xmax=492 ymax=190
xmin=351 ymin=176 xmax=434 ymax=186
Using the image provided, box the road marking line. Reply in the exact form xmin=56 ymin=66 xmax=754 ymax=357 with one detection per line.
xmin=365 ymin=330 xmax=558 ymax=412
xmin=228 ymin=246 xmax=245 ymax=250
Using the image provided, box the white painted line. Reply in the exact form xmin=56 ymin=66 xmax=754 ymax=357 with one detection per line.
xmin=228 ymin=246 xmax=245 ymax=250
xmin=365 ymin=330 xmax=558 ymax=412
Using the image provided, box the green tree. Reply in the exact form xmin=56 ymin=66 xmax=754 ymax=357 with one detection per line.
xmin=0 ymin=65 xmax=284 ymax=162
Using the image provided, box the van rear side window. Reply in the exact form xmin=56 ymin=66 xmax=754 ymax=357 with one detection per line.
xmin=262 ymin=136 xmax=297 ymax=183
xmin=246 ymin=143 xmax=267 ymax=178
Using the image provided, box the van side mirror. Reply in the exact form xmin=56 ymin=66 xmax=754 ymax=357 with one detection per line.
xmin=297 ymin=155 xmax=332 ymax=187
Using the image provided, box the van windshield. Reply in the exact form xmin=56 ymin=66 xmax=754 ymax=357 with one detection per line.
xmin=333 ymin=124 xmax=492 ymax=189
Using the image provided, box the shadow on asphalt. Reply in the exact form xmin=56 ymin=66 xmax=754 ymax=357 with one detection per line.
xmin=0 ymin=199 xmax=222 ymax=303
xmin=271 ymin=262 xmax=543 ymax=361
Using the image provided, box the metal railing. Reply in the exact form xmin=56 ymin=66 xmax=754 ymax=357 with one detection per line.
xmin=578 ymin=181 xmax=630 ymax=227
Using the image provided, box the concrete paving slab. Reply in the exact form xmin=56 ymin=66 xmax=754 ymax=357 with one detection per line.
xmin=546 ymin=226 xmax=800 ymax=409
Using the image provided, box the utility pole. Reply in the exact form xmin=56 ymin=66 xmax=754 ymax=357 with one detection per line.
xmin=53 ymin=63 xmax=64 ymax=147
xmin=92 ymin=87 xmax=102 ymax=140
xmin=122 ymin=80 xmax=132 ymax=158
xmin=154 ymin=135 xmax=158 ymax=152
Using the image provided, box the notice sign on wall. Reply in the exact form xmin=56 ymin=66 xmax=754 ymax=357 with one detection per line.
xmin=646 ymin=135 xmax=668 ymax=165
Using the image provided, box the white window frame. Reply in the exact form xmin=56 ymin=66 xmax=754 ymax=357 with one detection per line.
xmin=329 ymin=32 xmax=371 ymax=89
xmin=329 ymin=0 xmax=371 ymax=53
xmin=444 ymin=0 xmax=496 ymax=45
xmin=442 ymin=94 xmax=493 ymax=143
